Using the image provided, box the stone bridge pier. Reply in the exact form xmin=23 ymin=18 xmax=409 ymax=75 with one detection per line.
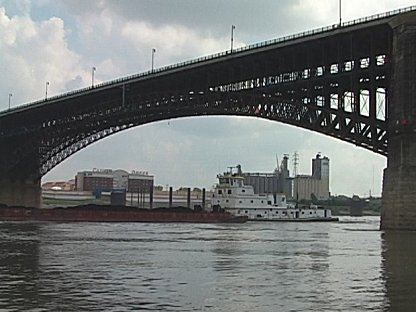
xmin=0 ymin=179 xmax=41 ymax=208
xmin=381 ymin=13 xmax=416 ymax=230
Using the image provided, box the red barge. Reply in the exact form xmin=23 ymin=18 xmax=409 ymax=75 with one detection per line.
xmin=0 ymin=205 xmax=247 ymax=223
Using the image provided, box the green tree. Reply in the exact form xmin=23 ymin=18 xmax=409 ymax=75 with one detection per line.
xmin=154 ymin=185 xmax=163 ymax=191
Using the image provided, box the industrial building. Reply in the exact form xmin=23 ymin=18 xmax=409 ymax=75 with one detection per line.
xmin=240 ymin=154 xmax=293 ymax=200
xmin=293 ymin=154 xmax=330 ymax=201
xmin=240 ymin=153 xmax=330 ymax=202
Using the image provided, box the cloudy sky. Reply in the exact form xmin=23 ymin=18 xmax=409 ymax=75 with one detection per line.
xmin=1 ymin=0 xmax=414 ymax=197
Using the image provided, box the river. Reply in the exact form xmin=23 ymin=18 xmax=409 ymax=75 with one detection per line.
xmin=0 ymin=216 xmax=415 ymax=311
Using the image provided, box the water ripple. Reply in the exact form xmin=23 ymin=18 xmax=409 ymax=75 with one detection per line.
xmin=0 ymin=216 xmax=410 ymax=311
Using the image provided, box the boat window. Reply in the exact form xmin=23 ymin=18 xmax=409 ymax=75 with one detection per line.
xmin=264 ymin=211 xmax=267 ymax=214
xmin=242 ymin=189 xmax=245 ymax=193
xmin=302 ymin=211 xmax=305 ymax=214
xmin=310 ymin=211 xmax=313 ymax=214
xmin=268 ymin=201 xmax=272 ymax=205
xmin=218 ymin=190 xmax=222 ymax=194
xmin=226 ymin=200 xmax=229 ymax=203
xmin=261 ymin=200 xmax=264 ymax=203
xmin=228 ymin=190 xmax=232 ymax=194
xmin=251 ymin=200 xmax=254 ymax=203
xmin=239 ymin=200 xmax=242 ymax=203
xmin=245 ymin=210 xmax=248 ymax=214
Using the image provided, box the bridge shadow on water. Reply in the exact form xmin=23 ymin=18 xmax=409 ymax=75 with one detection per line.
xmin=381 ymin=231 xmax=416 ymax=311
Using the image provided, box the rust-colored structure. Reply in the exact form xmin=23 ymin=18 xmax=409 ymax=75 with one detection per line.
xmin=0 ymin=206 xmax=247 ymax=223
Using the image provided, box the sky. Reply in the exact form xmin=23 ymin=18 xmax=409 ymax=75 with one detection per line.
xmin=1 ymin=0 xmax=415 ymax=197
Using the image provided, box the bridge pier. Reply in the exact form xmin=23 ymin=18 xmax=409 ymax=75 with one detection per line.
xmin=381 ymin=14 xmax=416 ymax=230
xmin=0 ymin=179 xmax=41 ymax=208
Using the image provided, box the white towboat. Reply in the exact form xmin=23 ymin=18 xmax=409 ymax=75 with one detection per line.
xmin=212 ymin=166 xmax=338 ymax=222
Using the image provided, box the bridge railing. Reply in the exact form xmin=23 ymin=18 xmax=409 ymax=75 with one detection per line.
xmin=3 ymin=5 xmax=415 ymax=114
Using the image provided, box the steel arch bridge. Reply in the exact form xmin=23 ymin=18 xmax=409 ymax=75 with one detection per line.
xmin=3 ymin=7 xmax=408 ymax=182
xmin=0 ymin=8 xmax=404 ymax=179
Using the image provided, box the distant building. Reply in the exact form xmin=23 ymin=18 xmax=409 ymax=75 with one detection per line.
xmin=293 ymin=154 xmax=330 ymax=201
xmin=75 ymin=168 xmax=154 ymax=193
xmin=127 ymin=170 xmax=154 ymax=193
xmin=112 ymin=169 xmax=129 ymax=190
xmin=42 ymin=180 xmax=75 ymax=191
xmin=240 ymin=155 xmax=293 ymax=199
xmin=75 ymin=169 xmax=114 ymax=192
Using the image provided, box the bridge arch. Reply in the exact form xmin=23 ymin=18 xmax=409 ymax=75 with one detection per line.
xmin=36 ymin=86 xmax=387 ymax=177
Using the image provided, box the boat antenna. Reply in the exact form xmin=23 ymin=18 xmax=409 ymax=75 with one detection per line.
xmin=236 ymin=164 xmax=242 ymax=175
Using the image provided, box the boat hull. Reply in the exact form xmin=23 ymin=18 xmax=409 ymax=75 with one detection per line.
xmin=244 ymin=217 xmax=339 ymax=222
xmin=223 ymin=206 xmax=338 ymax=222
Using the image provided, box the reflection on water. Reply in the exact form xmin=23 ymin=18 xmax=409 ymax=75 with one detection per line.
xmin=382 ymin=231 xmax=416 ymax=312
xmin=0 ymin=217 xmax=413 ymax=311
xmin=0 ymin=223 xmax=41 ymax=308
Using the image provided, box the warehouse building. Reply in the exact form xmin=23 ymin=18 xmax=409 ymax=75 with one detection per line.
xmin=75 ymin=168 xmax=154 ymax=193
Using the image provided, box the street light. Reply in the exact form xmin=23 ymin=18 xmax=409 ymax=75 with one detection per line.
xmin=231 ymin=25 xmax=236 ymax=52
xmin=45 ymin=81 xmax=50 ymax=100
xmin=151 ymin=48 xmax=156 ymax=72
xmin=8 ymin=93 xmax=12 ymax=110
xmin=339 ymin=0 xmax=342 ymax=26
xmin=92 ymin=66 xmax=96 ymax=87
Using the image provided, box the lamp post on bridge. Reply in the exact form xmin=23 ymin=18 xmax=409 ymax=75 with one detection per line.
xmin=231 ymin=25 xmax=235 ymax=52
xmin=8 ymin=93 xmax=12 ymax=110
xmin=92 ymin=66 xmax=96 ymax=87
xmin=45 ymin=81 xmax=50 ymax=100
xmin=151 ymin=48 xmax=156 ymax=72
xmin=339 ymin=0 xmax=342 ymax=26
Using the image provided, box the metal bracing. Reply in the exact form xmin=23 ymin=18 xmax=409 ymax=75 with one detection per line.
xmin=0 ymin=19 xmax=393 ymax=180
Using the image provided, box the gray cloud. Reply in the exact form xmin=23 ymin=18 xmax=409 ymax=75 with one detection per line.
xmin=60 ymin=0 xmax=325 ymax=43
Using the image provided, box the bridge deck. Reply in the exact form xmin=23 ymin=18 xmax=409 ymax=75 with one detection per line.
xmin=1 ymin=5 xmax=415 ymax=116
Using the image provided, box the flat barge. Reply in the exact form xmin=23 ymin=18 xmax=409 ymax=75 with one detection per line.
xmin=0 ymin=205 xmax=247 ymax=223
